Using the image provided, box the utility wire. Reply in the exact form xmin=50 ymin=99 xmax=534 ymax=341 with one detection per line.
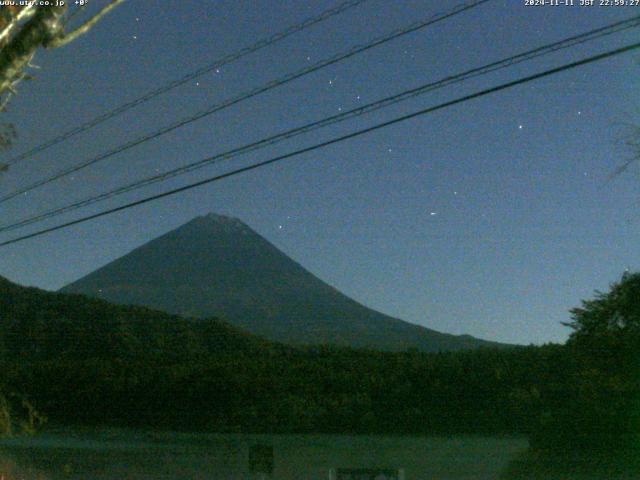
xmin=2 ymin=40 xmax=638 ymax=248
xmin=2 ymin=14 xmax=638 ymax=235
xmin=3 ymin=0 xmax=372 ymax=167
xmin=0 ymin=0 xmax=491 ymax=204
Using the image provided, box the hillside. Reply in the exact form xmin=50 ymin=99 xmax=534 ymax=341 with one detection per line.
xmin=61 ymin=213 xmax=505 ymax=352
xmin=0 ymin=275 xmax=270 ymax=364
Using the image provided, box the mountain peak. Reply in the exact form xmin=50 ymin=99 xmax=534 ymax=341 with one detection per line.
xmin=62 ymin=215 xmax=506 ymax=352
xmin=201 ymin=212 xmax=241 ymax=224
xmin=187 ymin=213 xmax=251 ymax=234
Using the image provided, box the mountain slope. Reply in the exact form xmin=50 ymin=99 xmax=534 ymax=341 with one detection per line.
xmin=61 ymin=214 xmax=504 ymax=351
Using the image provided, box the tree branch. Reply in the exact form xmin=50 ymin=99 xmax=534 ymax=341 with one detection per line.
xmin=0 ymin=1 xmax=126 ymax=104
xmin=0 ymin=6 xmax=66 ymax=96
xmin=0 ymin=5 xmax=37 ymax=47
xmin=46 ymin=0 xmax=126 ymax=48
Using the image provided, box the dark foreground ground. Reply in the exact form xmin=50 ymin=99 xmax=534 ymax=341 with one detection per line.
xmin=501 ymin=446 xmax=640 ymax=480
xmin=0 ymin=429 xmax=527 ymax=480
xmin=2 ymin=429 xmax=637 ymax=479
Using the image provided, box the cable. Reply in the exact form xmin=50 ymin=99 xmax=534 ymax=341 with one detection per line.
xmin=3 ymin=0 xmax=372 ymax=167
xmin=1 ymin=40 xmax=638 ymax=248
xmin=2 ymin=14 xmax=638 ymax=234
xmin=0 ymin=0 xmax=492 ymax=204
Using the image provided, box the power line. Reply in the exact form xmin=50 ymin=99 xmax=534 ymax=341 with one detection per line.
xmin=2 ymin=14 xmax=638 ymax=235
xmin=3 ymin=0 xmax=372 ymax=167
xmin=2 ymin=40 xmax=638 ymax=248
xmin=0 ymin=0 xmax=491 ymax=204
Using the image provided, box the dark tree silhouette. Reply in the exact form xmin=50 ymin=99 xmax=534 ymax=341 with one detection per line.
xmin=531 ymin=272 xmax=640 ymax=453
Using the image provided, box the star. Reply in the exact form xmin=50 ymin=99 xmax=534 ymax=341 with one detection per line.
xmin=518 ymin=125 xmax=523 ymax=130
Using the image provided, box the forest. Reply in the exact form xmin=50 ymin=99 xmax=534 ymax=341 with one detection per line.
xmin=0 ymin=273 xmax=637 ymax=459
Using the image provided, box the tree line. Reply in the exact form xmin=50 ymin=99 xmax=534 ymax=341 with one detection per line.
xmin=0 ymin=273 xmax=637 ymax=456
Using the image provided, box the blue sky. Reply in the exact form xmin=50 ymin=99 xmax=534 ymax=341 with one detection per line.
xmin=0 ymin=0 xmax=639 ymax=344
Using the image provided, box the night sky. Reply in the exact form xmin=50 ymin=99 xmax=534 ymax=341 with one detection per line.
xmin=1 ymin=0 xmax=638 ymax=344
